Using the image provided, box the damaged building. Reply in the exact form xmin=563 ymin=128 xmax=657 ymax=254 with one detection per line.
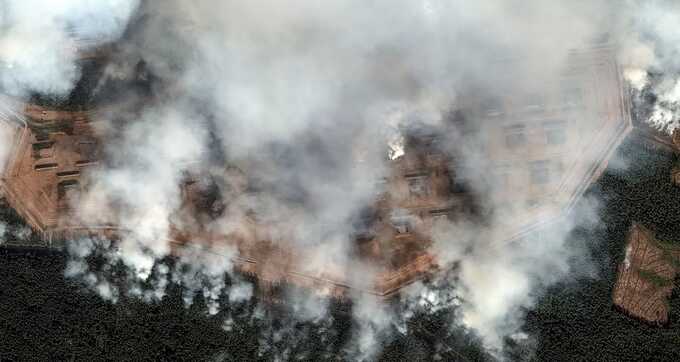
xmin=0 ymin=44 xmax=633 ymax=299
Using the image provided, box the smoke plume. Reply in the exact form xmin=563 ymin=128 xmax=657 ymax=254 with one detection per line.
xmin=71 ymin=1 xmax=610 ymax=358
xmin=0 ymin=118 xmax=11 ymax=173
xmin=618 ymin=0 xmax=680 ymax=133
xmin=4 ymin=0 xmax=680 ymax=360
xmin=0 ymin=0 xmax=139 ymax=97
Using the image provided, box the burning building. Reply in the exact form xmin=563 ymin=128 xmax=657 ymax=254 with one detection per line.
xmin=0 ymin=44 xmax=632 ymax=299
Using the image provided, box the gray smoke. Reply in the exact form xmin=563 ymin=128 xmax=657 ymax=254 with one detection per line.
xmin=0 ymin=0 xmax=139 ymax=199
xmin=0 ymin=219 xmax=6 ymax=245
xmin=0 ymin=0 xmax=139 ymax=97
xmin=71 ymin=1 xmax=611 ymax=358
xmin=0 ymin=118 xmax=12 ymax=173
xmin=3 ymin=0 xmax=680 ymax=360
xmin=617 ymin=0 xmax=680 ymax=133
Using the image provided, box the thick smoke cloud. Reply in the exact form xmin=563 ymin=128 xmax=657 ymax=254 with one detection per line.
xmin=72 ymin=1 xmax=613 ymax=358
xmin=0 ymin=0 xmax=139 ymax=97
xmin=0 ymin=118 xmax=11 ymax=173
xmin=0 ymin=0 xmax=139 ymax=186
xmin=618 ymin=0 xmax=680 ymax=133
xmin=0 ymin=217 xmax=5 ymax=245
xmin=78 ymin=104 xmax=210 ymax=278
xmin=426 ymin=197 xmax=602 ymax=351
xmin=3 ymin=0 xmax=680 ymax=360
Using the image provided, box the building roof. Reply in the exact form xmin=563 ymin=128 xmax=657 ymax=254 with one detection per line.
xmin=0 ymin=46 xmax=634 ymax=298
xmin=465 ymin=46 xmax=633 ymax=244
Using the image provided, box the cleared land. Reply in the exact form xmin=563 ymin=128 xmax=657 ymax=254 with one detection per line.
xmin=612 ymin=223 xmax=680 ymax=324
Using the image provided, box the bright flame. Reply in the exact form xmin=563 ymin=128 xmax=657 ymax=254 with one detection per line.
xmin=388 ymin=133 xmax=405 ymax=160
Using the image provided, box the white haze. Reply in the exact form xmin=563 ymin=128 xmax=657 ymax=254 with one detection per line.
xmin=0 ymin=218 xmax=6 ymax=245
xmin=0 ymin=0 xmax=139 ymax=97
xmin=0 ymin=0 xmax=140 ymax=198
xmin=618 ymin=0 xmax=680 ymax=134
xmin=1 ymin=0 xmax=680 ymax=360
xmin=71 ymin=0 xmax=609 ymax=358
xmin=0 ymin=119 xmax=12 ymax=174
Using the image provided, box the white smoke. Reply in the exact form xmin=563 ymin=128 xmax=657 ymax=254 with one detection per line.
xmin=64 ymin=237 xmax=120 ymax=302
xmin=618 ymin=0 xmax=680 ymax=134
xmin=78 ymin=105 xmax=208 ymax=278
xmin=0 ymin=219 xmax=6 ymax=245
xmin=0 ymin=0 xmax=139 ymax=97
xmin=0 ymin=118 xmax=13 ymax=173
xmin=425 ymin=197 xmax=602 ymax=354
xmin=4 ymin=0 xmax=680 ymax=359
xmin=349 ymin=294 xmax=393 ymax=361
xmin=68 ymin=0 xmax=614 ymax=358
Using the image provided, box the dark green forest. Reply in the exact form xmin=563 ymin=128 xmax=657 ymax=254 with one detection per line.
xmin=2 ymin=135 xmax=680 ymax=361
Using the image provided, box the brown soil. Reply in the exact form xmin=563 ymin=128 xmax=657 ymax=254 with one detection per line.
xmin=612 ymin=223 xmax=680 ymax=324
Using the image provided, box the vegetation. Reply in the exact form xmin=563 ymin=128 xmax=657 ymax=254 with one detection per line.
xmin=637 ymin=268 xmax=675 ymax=288
xmin=4 ymin=129 xmax=680 ymax=360
xmin=525 ymin=136 xmax=680 ymax=361
xmin=638 ymin=226 xmax=680 ymax=270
